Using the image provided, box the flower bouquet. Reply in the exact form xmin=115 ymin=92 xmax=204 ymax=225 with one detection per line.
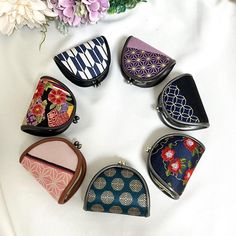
xmin=0 ymin=0 xmax=146 ymax=36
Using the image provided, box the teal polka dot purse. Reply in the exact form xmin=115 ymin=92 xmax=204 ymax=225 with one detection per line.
xmin=84 ymin=161 xmax=150 ymax=217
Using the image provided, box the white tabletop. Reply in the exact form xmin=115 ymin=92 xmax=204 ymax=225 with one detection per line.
xmin=0 ymin=0 xmax=235 ymax=235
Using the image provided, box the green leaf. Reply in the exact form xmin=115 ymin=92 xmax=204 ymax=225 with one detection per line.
xmin=50 ymin=103 xmax=56 ymax=110
xmin=42 ymin=100 xmax=47 ymax=106
xmin=168 ymin=143 xmax=173 ymax=148
xmin=36 ymin=116 xmax=42 ymax=124
xmin=192 ymin=149 xmax=196 ymax=157
xmin=165 ymin=169 xmax=171 ymax=177
xmin=195 ymin=148 xmax=199 ymax=155
xmin=45 ymin=82 xmax=52 ymax=91
xmin=179 ymin=169 xmax=183 ymax=174
xmin=180 ymin=158 xmax=186 ymax=163
xmin=188 ymin=161 xmax=192 ymax=168
xmin=66 ymin=97 xmax=72 ymax=101
xmin=56 ymin=104 xmax=61 ymax=111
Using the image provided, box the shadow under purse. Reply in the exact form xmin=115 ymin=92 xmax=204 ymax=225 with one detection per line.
xmin=84 ymin=161 xmax=150 ymax=217
xmin=21 ymin=76 xmax=79 ymax=136
xmin=20 ymin=138 xmax=86 ymax=204
xmin=147 ymin=134 xmax=205 ymax=199
xmin=121 ymin=36 xmax=176 ymax=87
xmin=157 ymin=73 xmax=210 ymax=130
xmin=54 ymin=36 xmax=111 ymax=87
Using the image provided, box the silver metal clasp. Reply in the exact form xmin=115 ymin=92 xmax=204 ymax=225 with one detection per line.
xmin=74 ymin=141 xmax=82 ymax=149
xmin=73 ymin=115 xmax=80 ymax=124
xmin=126 ymin=78 xmax=133 ymax=85
xmin=118 ymin=160 xmax=126 ymax=166
xmin=92 ymin=81 xmax=101 ymax=88
xmin=146 ymin=147 xmax=152 ymax=153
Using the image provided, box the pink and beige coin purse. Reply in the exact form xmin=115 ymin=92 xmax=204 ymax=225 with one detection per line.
xmin=20 ymin=137 xmax=86 ymax=204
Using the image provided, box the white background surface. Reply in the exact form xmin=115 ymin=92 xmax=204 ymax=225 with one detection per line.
xmin=0 ymin=0 xmax=236 ymax=235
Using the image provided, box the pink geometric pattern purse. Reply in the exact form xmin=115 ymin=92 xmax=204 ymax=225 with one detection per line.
xmin=20 ymin=138 xmax=87 ymax=204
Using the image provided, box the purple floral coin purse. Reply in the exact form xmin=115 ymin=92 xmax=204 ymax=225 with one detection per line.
xmin=147 ymin=134 xmax=205 ymax=199
xmin=54 ymin=36 xmax=111 ymax=87
xmin=121 ymin=36 xmax=176 ymax=87
xmin=21 ymin=76 xmax=79 ymax=136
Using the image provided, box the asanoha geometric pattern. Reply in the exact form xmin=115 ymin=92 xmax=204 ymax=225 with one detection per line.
xmin=56 ymin=36 xmax=109 ymax=80
xmin=21 ymin=155 xmax=73 ymax=201
xmin=163 ymin=84 xmax=200 ymax=123
xmin=123 ymin=47 xmax=171 ymax=79
xmin=85 ymin=166 xmax=149 ymax=217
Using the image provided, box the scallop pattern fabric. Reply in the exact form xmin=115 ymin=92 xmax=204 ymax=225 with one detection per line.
xmin=84 ymin=166 xmax=149 ymax=217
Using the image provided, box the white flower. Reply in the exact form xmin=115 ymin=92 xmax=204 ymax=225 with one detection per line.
xmin=0 ymin=0 xmax=57 ymax=36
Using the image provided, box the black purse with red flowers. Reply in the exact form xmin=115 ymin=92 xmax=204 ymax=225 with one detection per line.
xmin=21 ymin=76 xmax=79 ymax=136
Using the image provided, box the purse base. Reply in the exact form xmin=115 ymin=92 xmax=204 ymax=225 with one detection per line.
xmin=21 ymin=122 xmax=71 ymax=137
xmin=148 ymin=169 xmax=179 ymax=200
xmin=157 ymin=94 xmax=210 ymax=131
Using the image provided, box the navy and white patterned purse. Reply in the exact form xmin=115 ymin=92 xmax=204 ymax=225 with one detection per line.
xmin=157 ymin=74 xmax=210 ymax=130
xmin=54 ymin=36 xmax=111 ymax=87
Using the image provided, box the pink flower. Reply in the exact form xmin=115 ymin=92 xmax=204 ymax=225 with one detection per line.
xmin=49 ymin=0 xmax=81 ymax=26
xmin=82 ymin=0 xmax=109 ymax=23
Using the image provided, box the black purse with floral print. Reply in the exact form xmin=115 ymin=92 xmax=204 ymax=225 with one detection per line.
xmin=21 ymin=76 xmax=79 ymax=136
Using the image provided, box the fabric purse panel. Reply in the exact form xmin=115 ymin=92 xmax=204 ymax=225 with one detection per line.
xmin=21 ymin=76 xmax=76 ymax=136
xmin=161 ymin=74 xmax=209 ymax=126
xmin=148 ymin=134 xmax=205 ymax=199
xmin=55 ymin=36 xmax=111 ymax=86
xmin=20 ymin=138 xmax=86 ymax=204
xmin=84 ymin=164 xmax=150 ymax=217
xmin=121 ymin=36 xmax=176 ymax=86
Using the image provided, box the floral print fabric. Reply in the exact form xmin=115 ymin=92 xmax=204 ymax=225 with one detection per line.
xmin=22 ymin=77 xmax=75 ymax=128
xmin=150 ymin=135 xmax=205 ymax=196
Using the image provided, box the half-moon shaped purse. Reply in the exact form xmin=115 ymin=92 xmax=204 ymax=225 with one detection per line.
xmin=20 ymin=138 xmax=86 ymax=204
xmin=21 ymin=76 xmax=79 ymax=136
xmin=84 ymin=161 xmax=150 ymax=217
xmin=54 ymin=36 xmax=111 ymax=87
xmin=147 ymin=134 xmax=205 ymax=199
xmin=121 ymin=36 xmax=176 ymax=87
xmin=157 ymin=74 xmax=210 ymax=130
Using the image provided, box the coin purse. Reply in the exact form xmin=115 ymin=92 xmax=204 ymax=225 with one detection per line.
xmin=147 ymin=134 xmax=205 ymax=199
xmin=157 ymin=74 xmax=210 ymax=130
xmin=121 ymin=36 xmax=176 ymax=87
xmin=20 ymin=138 xmax=86 ymax=204
xmin=21 ymin=76 xmax=79 ymax=136
xmin=54 ymin=36 xmax=111 ymax=87
xmin=84 ymin=162 xmax=150 ymax=217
